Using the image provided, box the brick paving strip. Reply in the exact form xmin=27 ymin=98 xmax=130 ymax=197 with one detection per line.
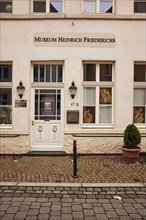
xmin=0 ymin=155 xmax=146 ymax=183
xmin=0 ymin=183 xmax=146 ymax=220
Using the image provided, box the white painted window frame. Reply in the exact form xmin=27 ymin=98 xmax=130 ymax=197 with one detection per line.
xmin=82 ymin=61 xmax=114 ymax=128
xmin=31 ymin=0 xmax=64 ymax=13
xmin=82 ymin=0 xmax=114 ymax=14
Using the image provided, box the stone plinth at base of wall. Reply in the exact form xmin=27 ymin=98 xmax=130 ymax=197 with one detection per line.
xmin=0 ymin=134 xmax=145 ymax=154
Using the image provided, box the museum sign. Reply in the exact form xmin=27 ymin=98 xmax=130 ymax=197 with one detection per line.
xmin=33 ymin=33 xmax=116 ymax=47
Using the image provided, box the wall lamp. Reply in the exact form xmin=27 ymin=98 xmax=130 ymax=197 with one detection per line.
xmin=17 ymin=81 xmax=25 ymax=99
xmin=69 ymin=81 xmax=77 ymax=99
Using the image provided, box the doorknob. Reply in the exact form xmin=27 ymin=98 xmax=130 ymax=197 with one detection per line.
xmin=32 ymin=121 xmax=34 ymax=125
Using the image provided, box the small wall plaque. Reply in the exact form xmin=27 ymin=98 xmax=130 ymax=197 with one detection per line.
xmin=67 ymin=110 xmax=79 ymax=124
xmin=15 ymin=100 xmax=27 ymax=108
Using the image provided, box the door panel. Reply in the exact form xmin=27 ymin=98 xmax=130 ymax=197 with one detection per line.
xmin=31 ymin=89 xmax=63 ymax=151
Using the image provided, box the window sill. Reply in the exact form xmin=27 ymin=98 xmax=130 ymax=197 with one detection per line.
xmin=81 ymin=125 xmax=113 ymax=129
xmin=0 ymin=125 xmax=12 ymax=129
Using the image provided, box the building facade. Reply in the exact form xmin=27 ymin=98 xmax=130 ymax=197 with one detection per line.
xmin=0 ymin=0 xmax=146 ymax=154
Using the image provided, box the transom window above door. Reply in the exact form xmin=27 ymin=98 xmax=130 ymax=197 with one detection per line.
xmin=33 ymin=0 xmax=63 ymax=13
xmin=33 ymin=64 xmax=63 ymax=82
xmin=83 ymin=0 xmax=113 ymax=13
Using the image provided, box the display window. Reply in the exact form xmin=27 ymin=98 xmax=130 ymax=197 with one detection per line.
xmin=133 ymin=63 xmax=146 ymax=125
xmin=83 ymin=62 xmax=114 ymax=126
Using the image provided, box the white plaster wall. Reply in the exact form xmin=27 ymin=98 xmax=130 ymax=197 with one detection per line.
xmin=0 ymin=19 xmax=145 ymax=134
xmin=116 ymin=0 xmax=133 ymax=15
xmin=13 ymin=0 xmax=30 ymax=15
xmin=65 ymin=0 xmax=82 ymax=14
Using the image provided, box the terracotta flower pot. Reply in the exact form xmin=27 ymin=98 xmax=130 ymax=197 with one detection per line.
xmin=122 ymin=146 xmax=141 ymax=163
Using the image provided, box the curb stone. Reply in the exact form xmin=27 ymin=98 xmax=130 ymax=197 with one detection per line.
xmin=1 ymin=182 xmax=146 ymax=187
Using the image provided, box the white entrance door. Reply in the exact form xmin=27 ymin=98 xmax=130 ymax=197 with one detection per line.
xmin=31 ymin=89 xmax=64 ymax=151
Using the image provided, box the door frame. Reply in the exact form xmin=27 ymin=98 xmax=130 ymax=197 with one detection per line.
xmin=30 ymin=87 xmax=64 ymax=151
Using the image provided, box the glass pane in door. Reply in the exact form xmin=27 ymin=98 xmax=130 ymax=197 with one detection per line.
xmin=35 ymin=89 xmax=61 ymax=121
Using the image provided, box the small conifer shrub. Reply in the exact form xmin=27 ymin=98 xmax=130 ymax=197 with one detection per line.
xmin=124 ymin=124 xmax=141 ymax=148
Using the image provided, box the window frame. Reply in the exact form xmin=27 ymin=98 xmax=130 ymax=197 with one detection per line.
xmin=133 ymin=62 xmax=146 ymax=127
xmin=82 ymin=0 xmax=114 ymax=14
xmin=82 ymin=61 xmax=114 ymax=128
xmin=134 ymin=0 xmax=146 ymax=13
xmin=0 ymin=0 xmax=12 ymax=13
xmin=32 ymin=0 xmax=63 ymax=14
xmin=0 ymin=62 xmax=12 ymax=128
xmin=32 ymin=63 xmax=63 ymax=83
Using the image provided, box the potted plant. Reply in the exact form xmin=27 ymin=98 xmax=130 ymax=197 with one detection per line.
xmin=122 ymin=124 xmax=141 ymax=163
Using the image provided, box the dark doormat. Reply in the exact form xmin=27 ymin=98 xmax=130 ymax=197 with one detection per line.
xmin=26 ymin=151 xmax=67 ymax=156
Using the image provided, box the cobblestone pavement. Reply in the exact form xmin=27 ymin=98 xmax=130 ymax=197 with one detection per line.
xmin=0 ymin=183 xmax=146 ymax=220
xmin=0 ymin=155 xmax=146 ymax=183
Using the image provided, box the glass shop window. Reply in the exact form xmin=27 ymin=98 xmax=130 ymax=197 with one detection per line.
xmin=83 ymin=62 xmax=114 ymax=126
xmin=133 ymin=63 xmax=146 ymax=125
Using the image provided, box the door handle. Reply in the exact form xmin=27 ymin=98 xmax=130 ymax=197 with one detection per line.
xmin=32 ymin=121 xmax=34 ymax=125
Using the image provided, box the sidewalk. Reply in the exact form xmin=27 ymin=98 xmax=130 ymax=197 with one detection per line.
xmin=0 ymin=155 xmax=146 ymax=183
xmin=0 ymin=155 xmax=146 ymax=220
xmin=0 ymin=183 xmax=146 ymax=220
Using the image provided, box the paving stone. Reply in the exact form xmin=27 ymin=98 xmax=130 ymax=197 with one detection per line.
xmin=36 ymin=198 xmax=48 ymax=202
xmin=72 ymin=204 xmax=82 ymax=211
xmin=25 ymin=216 xmax=38 ymax=220
xmin=19 ymin=205 xmax=30 ymax=212
xmin=116 ymin=208 xmax=128 ymax=215
xmin=93 ymin=206 xmax=104 ymax=213
xmin=40 ymin=207 xmax=51 ymax=213
xmin=61 ymin=214 xmax=72 ymax=220
xmin=1 ymin=213 xmax=15 ymax=220
xmin=0 ymin=204 xmax=9 ymax=211
xmin=50 ymin=211 xmax=61 ymax=216
xmin=98 ymin=199 xmax=111 ymax=204
xmin=95 ymin=214 xmax=108 ymax=220
xmin=119 ymin=216 xmax=132 ymax=220
xmin=49 ymin=217 xmax=61 ymax=220
xmin=15 ymin=211 xmax=27 ymax=218
xmin=86 ymin=199 xmax=97 ymax=203
xmin=38 ymin=213 xmax=49 ymax=219
xmin=49 ymin=198 xmax=61 ymax=203
xmin=84 ymin=209 xmax=94 ymax=216
xmin=129 ymin=213 xmax=143 ymax=218
xmin=61 ymin=198 xmax=72 ymax=203
xmin=51 ymin=204 xmax=61 ymax=211
xmin=102 ymin=203 xmax=114 ymax=210
xmin=27 ymin=208 xmax=39 ymax=215
xmin=125 ymin=206 xmax=138 ymax=214
xmin=62 ymin=207 xmax=72 ymax=213
xmin=41 ymin=202 xmax=51 ymax=207
xmin=137 ymin=208 xmax=146 ymax=216
xmin=106 ymin=210 xmax=119 ymax=218
xmin=73 ymin=211 xmax=84 ymax=218
xmin=82 ymin=203 xmax=92 ymax=209
xmin=6 ymin=206 xmax=19 ymax=214
xmin=11 ymin=201 xmax=21 ymax=207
